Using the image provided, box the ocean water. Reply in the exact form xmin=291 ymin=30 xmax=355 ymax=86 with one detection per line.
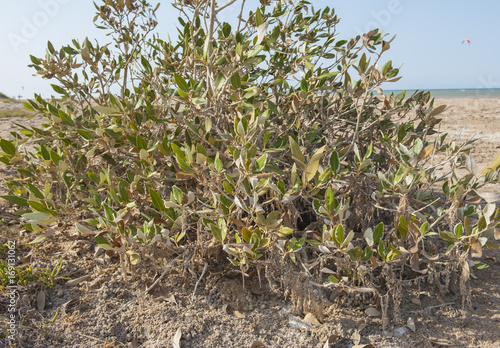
xmin=378 ymin=88 xmax=500 ymax=99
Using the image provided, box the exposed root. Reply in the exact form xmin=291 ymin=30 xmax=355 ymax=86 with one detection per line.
xmin=191 ymin=261 xmax=208 ymax=302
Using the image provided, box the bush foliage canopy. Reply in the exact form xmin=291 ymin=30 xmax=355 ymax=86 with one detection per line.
xmin=1 ymin=0 xmax=499 ymax=325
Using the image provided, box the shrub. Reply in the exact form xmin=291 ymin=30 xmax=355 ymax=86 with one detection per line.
xmin=1 ymin=0 xmax=499 ymax=327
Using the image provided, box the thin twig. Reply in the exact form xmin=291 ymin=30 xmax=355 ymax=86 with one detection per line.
xmin=144 ymin=250 xmax=191 ymax=294
xmin=74 ymin=331 xmax=125 ymax=346
xmin=113 ymin=298 xmax=135 ymax=315
xmin=426 ymin=302 xmax=455 ymax=310
xmin=191 ymin=262 xmax=208 ymax=302
xmin=216 ymin=0 xmax=237 ymax=13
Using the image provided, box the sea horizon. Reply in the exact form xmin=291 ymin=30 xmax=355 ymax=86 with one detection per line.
xmin=378 ymin=88 xmax=500 ymax=99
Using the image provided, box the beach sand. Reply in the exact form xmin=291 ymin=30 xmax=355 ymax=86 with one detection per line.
xmin=0 ymin=97 xmax=499 ymax=347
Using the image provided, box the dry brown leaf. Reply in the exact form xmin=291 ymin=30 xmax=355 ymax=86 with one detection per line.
xmin=127 ymin=335 xmax=138 ymax=348
xmin=65 ymin=274 xmax=91 ymax=287
xmin=410 ymin=253 xmax=420 ymax=272
xmin=250 ymin=341 xmax=268 ymax=348
xmin=172 ymin=327 xmax=182 ymax=348
xmin=365 ymin=307 xmax=380 ymax=317
xmin=470 ymin=241 xmax=483 ymax=258
xmin=486 ymin=256 xmax=500 ymax=265
xmin=155 ymin=294 xmax=178 ymax=305
xmin=250 ymin=281 xmax=264 ymax=295
xmin=351 ymin=330 xmax=361 ymax=345
xmin=231 ymin=219 xmax=245 ymax=227
xmin=234 ymin=310 xmax=246 ymax=319
xmin=417 ymin=145 xmax=434 ymax=160
xmin=166 ymin=294 xmax=177 ymax=305
xmin=61 ymin=298 xmax=80 ymax=316
xmin=430 ymin=104 xmax=447 ymax=116
xmin=411 ymin=297 xmax=422 ymax=306
xmin=461 ymin=261 xmax=470 ymax=283
xmin=357 ymin=322 xmax=368 ymax=332
xmin=428 ymin=338 xmax=454 ymax=346
xmin=323 ymin=334 xmax=340 ymax=348
xmin=37 ymin=290 xmax=45 ymax=312
xmin=407 ymin=317 xmax=416 ymax=332
xmin=406 ymin=242 xmax=417 ymax=253
xmin=480 ymin=153 xmax=500 ymax=177
xmin=303 ymin=312 xmax=321 ymax=326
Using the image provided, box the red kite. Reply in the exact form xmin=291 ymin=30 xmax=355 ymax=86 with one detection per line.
xmin=462 ymin=39 xmax=470 ymax=44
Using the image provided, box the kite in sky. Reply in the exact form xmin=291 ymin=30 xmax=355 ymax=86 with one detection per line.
xmin=462 ymin=39 xmax=470 ymax=44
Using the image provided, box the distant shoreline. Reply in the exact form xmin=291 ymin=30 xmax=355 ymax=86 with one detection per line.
xmin=378 ymin=88 xmax=500 ymax=99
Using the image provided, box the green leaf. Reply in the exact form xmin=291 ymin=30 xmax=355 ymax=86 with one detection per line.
xmin=419 ymin=221 xmax=429 ymax=236
xmin=58 ymin=110 xmax=75 ymax=126
xmin=328 ymin=275 xmax=339 ymax=284
xmin=171 ymin=143 xmax=185 ymax=161
xmin=325 ymin=187 xmax=335 ymax=213
xmin=149 ymin=188 xmax=165 ymax=212
xmin=28 ymin=200 xmax=57 ymax=216
xmin=215 ymin=72 xmax=226 ymax=90
xmin=222 ymin=181 xmax=233 ymax=195
xmin=439 ymin=229 xmax=456 ymax=242
xmin=454 ymin=223 xmax=463 ymax=238
xmin=215 ymin=152 xmax=223 ymax=172
xmin=304 ymin=146 xmax=325 ymax=183
xmin=348 ymin=246 xmax=363 ymax=261
xmin=255 ymin=7 xmax=263 ymax=26
xmin=386 ymin=68 xmax=399 ymax=78
xmin=398 ymin=215 xmax=408 ymax=238
xmin=279 ymin=227 xmax=294 ymax=237
xmin=248 ymin=45 xmax=263 ymax=58
xmin=136 ymin=135 xmax=148 ymax=150
xmin=141 ymin=55 xmax=152 ymax=73
xmin=51 ymin=84 xmax=67 ymax=95
xmin=192 ymin=97 xmax=207 ymax=105
xmin=174 ymin=73 xmax=189 ymax=93
xmin=75 ymin=222 xmax=94 ymax=235
xmin=1 ymin=195 xmax=29 ymax=206
xmin=30 ymin=55 xmax=42 ymax=65
xmin=172 ymin=185 xmax=184 ymax=205
xmin=27 ymin=183 xmax=44 ymax=200
xmin=377 ymin=242 xmax=387 ymax=260
xmin=230 ymin=73 xmax=241 ymax=89
xmin=22 ymin=212 xmax=56 ymax=223
xmin=29 ymin=235 xmax=47 ymax=244
xmin=215 ymin=56 xmax=227 ymax=65
xmin=334 ymin=224 xmax=344 ymax=246
xmin=77 ymin=129 xmax=94 ymax=140
xmin=289 ymin=136 xmax=305 ymax=169
xmin=361 ymin=246 xmax=373 ymax=261
xmin=318 ymin=71 xmax=339 ymax=81
xmin=50 ymin=150 xmax=61 ymax=165
xmin=256 ymin=154 xmax=268 ymax=171
xmin=373 ymin=222 xmax=384 ymax=244
xmin=267 ymin=100 xmax=278 ymax=114
xmin=312 ymin=199 xmax=328 ymax=217
xmin=94 ymin=106 xmax=120 ymax=115
xmin=329 ymin=150 xmax=340 ymax=174
xmin=95 ymin=235 xmax=111 ymax=247
xmin=211 ymin=224 xmax=223 ymax=242
xmin=0 ymin=139 xmax=16 ymax=155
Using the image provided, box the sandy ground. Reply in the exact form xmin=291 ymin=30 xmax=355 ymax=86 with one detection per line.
xmin=0 ymin=98 xmax=499 ymax=348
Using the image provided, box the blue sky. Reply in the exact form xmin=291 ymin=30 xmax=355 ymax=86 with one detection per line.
xmin=1 ymin=0 xmax=499 ymax=99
